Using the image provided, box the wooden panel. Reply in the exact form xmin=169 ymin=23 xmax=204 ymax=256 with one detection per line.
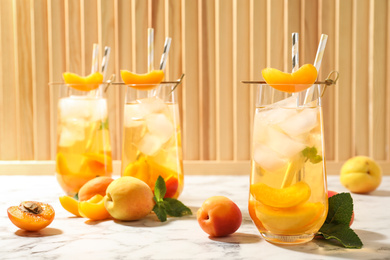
xmin=335 ymin=0 xmax=353 ymax=161
xmin=199 ymin=0 xmax=216 ymax=160
xmin=31 ymin=0 xmax=50 ymax=160
xmin=48 ymin=0 xmax=66 ymax=159
xmin=320 ymin=0 xmax=336 ymax=161
xmin=233 ymin=0 xmax=250 ymax=160
xmin=352 ymin=0 xmax=369 ymax=156
xmin=182 ymin=0 xmax=200 ymax=160
xmin=369 ymin=0 xmax=387 ymax=159
xmin=14 ymin=0 xmax=34 ymax=159
xmin=216 ymin=0 xmax=233 ymax=160
xmin=0 ymin=0 xmax=389 ymax=173
xmin=0 ymin=0 xmax=17 ymax=159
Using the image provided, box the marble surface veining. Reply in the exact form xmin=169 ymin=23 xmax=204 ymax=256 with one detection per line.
xmin=0 ymin=175 xmax=389 ymax=260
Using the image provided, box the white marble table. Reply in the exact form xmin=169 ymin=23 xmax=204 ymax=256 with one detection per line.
xmin=0 ymin=175 xmax=389 ymax=259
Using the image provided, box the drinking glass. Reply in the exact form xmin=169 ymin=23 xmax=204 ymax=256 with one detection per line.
xmin=53 ymin=84 xmax=113 ymax=196
xmin=248 ymin=84 xmax=328 ymax=244
xmin=121 ymin=83 xmax=183 ymax=199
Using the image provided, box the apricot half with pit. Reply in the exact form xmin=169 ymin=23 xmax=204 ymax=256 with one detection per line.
xmin=7 ymin=201 xmax=55 ymax=231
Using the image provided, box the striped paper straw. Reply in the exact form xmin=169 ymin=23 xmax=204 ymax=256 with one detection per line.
xmin=304 ymin=34 xmax=328 ymax=103
xmin=91 ymin=43 xmax=99 ymax=73
xmin=101 ymin=46 xmax=111 ymax=81
xmin=159 ymin=37 xmax=172 ymax=71
xmin=148 ymin=28 xmax=154 ymax=72
xmin=292 ymin=33 xmax=299 ymax=72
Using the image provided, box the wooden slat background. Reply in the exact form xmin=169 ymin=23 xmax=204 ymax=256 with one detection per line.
xmin=0 ymin=0 xmax=389 ymax=175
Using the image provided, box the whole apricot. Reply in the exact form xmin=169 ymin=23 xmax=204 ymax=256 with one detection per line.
xmin=104 ymin=177 xmax=154 ymax=221
xmin=7 ymin=201 xmax=55 ymax=231
xmin=197 ymin=196 xmax=242 ymax=237
xmin=78 ymin=176 xmax=114 ymax=201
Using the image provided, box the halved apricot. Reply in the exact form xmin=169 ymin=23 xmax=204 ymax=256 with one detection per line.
xmin=120 ymin=70 xmax=164 ymax=90
xmin=59 ymin=196 xmax=81 ymax=217
xmin=261 ymin=64 xmax=317 ymax=93
xmin=62 ymin=71 xmax=103 ymax=91
xmin=78 ymin=194 xmax=110 ymax=221
xmin=7 ymin=201 xmax=55 ymax=231
xmin=250 ymin=181 xmax=311 ymax=208
xmin=254 ymin=202 xmax=325 ymax=234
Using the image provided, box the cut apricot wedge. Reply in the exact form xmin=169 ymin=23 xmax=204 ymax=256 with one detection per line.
xmin=78 ymin=194 xmax=110 ymax=221
xmin=84 ymin=153 xmax=113 ymax=173
xmin=7 ymin=201 xmax=55 ymax=231
xmin=254 ymin=202 xmax=325 ymax=234
xmin=250 ymin=181 xmax=311 ymax=208
xmin=59 ymin=196 xmax=81 ymax=217
xmin=62 ymin=71 xmax=103 ymax=91
xmin=262 ymin=64 xmax=318 ymax=93
xmin=123 ymin=157 xmax=151 ymax=184
xmin=120 ymin=70 xmax=164 ymax=90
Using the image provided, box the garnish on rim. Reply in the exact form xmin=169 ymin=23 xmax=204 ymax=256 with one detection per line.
xmin=262 ymin=64 xmax=317 ymax=93
xmin=120 ymin=70 xmax=165 ymax=90
xmin=62 ymin=72 xmax=103 ymax=91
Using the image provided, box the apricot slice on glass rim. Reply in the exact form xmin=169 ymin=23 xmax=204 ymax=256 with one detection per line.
xmin=7 ymin=201 xmax=55 ymax=231
xmin=62 ymin=71 xmax=103 ymax=91
xmin=59 ymin=196 xmax=81 ymax=217
xmin=78 ymin=194 xmax=110 ymax=221
xmin=120 ymin=70 xmax=164 ymax=90
xmin=250 ymin=181 xmax=311 ymax=208
xmin=261 ymin=64 xmax=318 ymax=93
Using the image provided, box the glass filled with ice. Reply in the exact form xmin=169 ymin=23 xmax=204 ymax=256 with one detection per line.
xmin=121 ymin=83 xmax=183 ymax=199
xmin=54 ymin=84 xmax=113 ymax=196
xmin=248 ymin=84 xmax=328 ymax=244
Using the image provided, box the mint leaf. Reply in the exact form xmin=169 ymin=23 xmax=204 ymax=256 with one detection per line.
xmin=316 ymin=193 xmax=363 ymax=249
xmin=153 ymin=203 xmax=167 ymax=222
xmin=302 ymin=146 xmax=322 ymax=164
xmin=98 ymin=119 xmax=109 ymax=130
xmin=154 ymin=176 xmax=166 ymax=202
xmin=163 ymin=198 xmax=192 ymax=217
xmin=318 ymin=224 xmax=363 ymax=249
xmin=326 ymin=193 xmax=353 ymax=225
xmin=73 ymin=193 xmax=79 ymax=201
xmin=152 ymin=175 xmax=192 ymax=222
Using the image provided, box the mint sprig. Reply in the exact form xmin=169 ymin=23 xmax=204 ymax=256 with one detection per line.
xmin=302 ymin=146 xmax=322 ymax=164
xmin=316 ymin=193 xmax=363 ymax=249
xmin=152 ymin=176 xmax=192 ymax=222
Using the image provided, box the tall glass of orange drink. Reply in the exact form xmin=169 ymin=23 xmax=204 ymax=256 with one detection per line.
xmin=54 ymin=83 xmax=113 ymax=196
xmin=121 ymin=83 xmax=183 ymax=199
xmin=248 ymin=83 xmax=328 ymax=244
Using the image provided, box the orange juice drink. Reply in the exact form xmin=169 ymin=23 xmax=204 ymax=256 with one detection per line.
xmin=121 ymin=83 xmax=183 ymax=198
xmin=55 ymin=84 xmax=113 ymax=196
xmin=249 ymin=84 xmax=328 ymax=244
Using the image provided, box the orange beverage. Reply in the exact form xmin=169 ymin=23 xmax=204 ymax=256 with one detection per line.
xmin=121 ymin=83 xmax=183 ymax=198
xmin=249 ymin=84 xmax=328 ymax=244
xmin=55 ymin=84 xmax=113 ymax=196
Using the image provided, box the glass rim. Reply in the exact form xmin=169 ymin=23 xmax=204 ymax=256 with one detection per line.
xmin=241 ymin=81 xmax=330 ymax=85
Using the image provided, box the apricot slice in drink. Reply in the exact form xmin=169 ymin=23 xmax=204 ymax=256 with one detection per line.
xmin=123 ymin=157 xmax=151 ymax=184
xmin=78 ymin=194 xmax=110 ymax=221
xmin=84 ymin=153 xmax=113 ymax=173
xmin=261 ymin=64 xmax=318 ymax=93
xmin=7 ymin=201 xmax=55 ymax=231
xmin=59 ymin=196 xmax=81 ymax=217
xmin=254 ymin=202 xmax=325 ymax=234
xmin=62 ymin=71 xmax=103 ymax=91
xmin=120 ymin=70 xmax=164 ymax=90
xmin=250 ymin=181 xmax=311 ymax=208
xmin=164 ymin=174 xmax=179 ymax=198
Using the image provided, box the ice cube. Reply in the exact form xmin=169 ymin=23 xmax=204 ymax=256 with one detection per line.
xmin=146 ymin=113 xmax=174 ymax=144
xmin=266 ymin=127 xmax=306 ymax=158
xmin=278 ymin=108 xmax=318 ymax=137
xmin=137 ymin=133 xmax=163 ymax=156
xmin=59 ymin=97 xmax=107 ymax=122
xmin=58 ymin=119 xmax=86 ymax=147
xmin=253 ymin=144 xmax=287 ymax=172
xmin=137 ymin=97 xmax=167 ymax=115
xmin=258 ymin=107 xmax=298 ymax=126
xmin=252 ymin=114 xmax=268 ymax=143
xmin=123 ymin=104 xmax=145 ymax=128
